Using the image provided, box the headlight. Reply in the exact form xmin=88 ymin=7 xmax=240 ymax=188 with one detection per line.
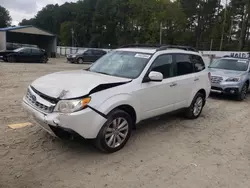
xmin=54 ymin=97 xmax=91 ymax=113
xmin=225 ymin=77 xmax=241 ymax=82
xmin=72 ymin=54 xmax=77 ymax=58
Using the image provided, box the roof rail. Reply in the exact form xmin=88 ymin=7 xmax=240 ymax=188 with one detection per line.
xmin=156 ymin=45 xmax=198 ymax=52
xmin=120 ymin=44 xmax=161 ymax=48
xmin=119 ymin=44 xmax=198 ymax=52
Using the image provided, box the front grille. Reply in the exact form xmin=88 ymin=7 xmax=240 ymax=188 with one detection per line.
xmin=26 ymin=89 xmax=54 ymax=113
xmin=31 ymin=86 xmax=58 ymax=104
xmin=211 ymin=76 xmax=223 ymax=84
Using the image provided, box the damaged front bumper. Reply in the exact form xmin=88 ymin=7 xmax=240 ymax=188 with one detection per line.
xmin=22 ymin=98 xmax=107 ymax=139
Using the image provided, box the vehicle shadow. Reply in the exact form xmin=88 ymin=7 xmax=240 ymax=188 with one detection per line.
xmin=46 ymin=111 xmax=189 ymax=155
xmin=209 ymin=92 xmax=250 ymax=101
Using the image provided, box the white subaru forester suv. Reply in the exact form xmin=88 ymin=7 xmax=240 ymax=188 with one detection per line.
xmin=22 ymin=45 xmax=211 ymax=153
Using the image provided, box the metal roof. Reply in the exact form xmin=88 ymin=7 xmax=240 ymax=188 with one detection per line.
xmin=0 ymin=25 xmax=32 ymax=31
xmin=0 ymin=25 xmax=55 ymax=36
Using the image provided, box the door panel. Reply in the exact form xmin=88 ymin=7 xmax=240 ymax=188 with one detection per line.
xmin=138 ymin=77 xmax=179 ymax=120
xmin=19 ymin=48 xmax=31 ymax=62
xmin=191 ymin=55 xmax=208 ymax=97
xmin=172 ymin=74 xmax=195 ymax=110
xmin=83 ymin=50 xmax=92 ymax=62
xmin=31 ymin=48 xmax=41 ymax=62
xmin=136 ymin=54 xmax=176 ymax=120
xmin=172 ymin=54 xmax=195 ymax=110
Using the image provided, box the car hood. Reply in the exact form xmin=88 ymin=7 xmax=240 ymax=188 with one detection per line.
xmin=209 ymin=68 xmax=245 ymax=78
xmin=31 ymin=70 xmax=131 ymax=99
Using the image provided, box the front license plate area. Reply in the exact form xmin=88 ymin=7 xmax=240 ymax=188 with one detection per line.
xmin=32 ymin=115 xmax=57 ymax=137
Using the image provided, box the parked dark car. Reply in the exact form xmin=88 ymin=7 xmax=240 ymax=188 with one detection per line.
xmin=0 ymin=47 xmax=48 ymax=63
xmin=67 ymin=49 xmax=107 ymax=64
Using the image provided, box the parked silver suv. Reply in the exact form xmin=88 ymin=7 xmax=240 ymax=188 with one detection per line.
xmin=209 ymin=57 xmax=250 ymax=100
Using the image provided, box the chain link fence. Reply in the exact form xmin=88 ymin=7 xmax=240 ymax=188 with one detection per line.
xmin=57 ymin=46 xmax=250 ymax=67
xmin=57 ymin=46 xmax=111 ymax=56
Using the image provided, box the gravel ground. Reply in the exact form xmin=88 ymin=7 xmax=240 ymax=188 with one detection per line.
xmin=0 ymin=58 xmax=250 ymax=188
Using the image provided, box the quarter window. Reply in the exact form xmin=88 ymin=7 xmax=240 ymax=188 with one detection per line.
xmin=150 ymin=54 xmax=173 ymax=79
xmin=191 ymin=55 xmax=205 ymax=72
xmin=175 ymin=54 xmax=193 ymax=76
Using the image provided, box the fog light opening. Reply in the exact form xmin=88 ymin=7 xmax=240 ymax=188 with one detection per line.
xmin=230 ymin=89 xmax=236 ymax=94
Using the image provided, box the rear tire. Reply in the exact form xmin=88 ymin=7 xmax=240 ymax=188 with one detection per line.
xmin=185 ymin=92 xmax=205 ymax=119
xmin=237 ymin=83 xmax=248 ymax=101
xmin=94 ymin=109 xmax=132 ymax=153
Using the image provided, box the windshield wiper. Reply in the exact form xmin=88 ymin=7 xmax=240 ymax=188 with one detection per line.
xmin=94 ymin=71 xmax=111 ymax=76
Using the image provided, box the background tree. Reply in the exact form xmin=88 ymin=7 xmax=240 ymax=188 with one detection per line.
xmin=0 ymin=5 xmax=12 ymax=28
xmin=13 ymin=0 xmax=250 ymax=50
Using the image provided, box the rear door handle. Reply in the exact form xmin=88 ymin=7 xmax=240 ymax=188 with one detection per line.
xmin=194 ymin=78 xmax=199 ymax=81
xmin=170 ymin=83 xmax=177 ymax=87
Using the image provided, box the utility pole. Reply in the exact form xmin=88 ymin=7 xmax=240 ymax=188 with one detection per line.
xmin=220 ymin=0 xmax=227 ymax=51
xmin=228 ymin=18 xmax=233 ymax=43
xmin=210 ymin=39 xmax=213 ymax=51
xmin=71 ymin=28 xmax=74 ymax=48
xmin=160 ymin=22 xmax=163 ymax=45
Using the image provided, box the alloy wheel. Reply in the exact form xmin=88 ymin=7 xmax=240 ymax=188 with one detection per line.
xmin=193 ymin=97 xmax=203 ymax=116
xmin=104 ymin=117 xmax=129 ymax=148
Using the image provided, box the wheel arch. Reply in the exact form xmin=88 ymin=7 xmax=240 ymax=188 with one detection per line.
xmin=111 ymin=105 xmax=137 ymax=126
xmin=77 ymin=57 xmax=84 ymax=63
xmin=188 ymin=88 xmax=207 ymax=107
xmin=197 ymin=89 xmax=206 ymax=98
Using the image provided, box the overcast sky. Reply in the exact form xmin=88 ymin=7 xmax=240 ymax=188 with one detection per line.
xmin=1 ymin=0 xmax=228 ymax=26
xmin=1 ymin=0 xmax=78 ymax=25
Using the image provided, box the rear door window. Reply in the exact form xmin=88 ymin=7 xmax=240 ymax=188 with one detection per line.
xmin=84 ymin=50 xmax=93 ymax=55
xmin=174 ymin=54 xmax=194 ymax=76
xmin=20 ymin=48 xmax=32 ymax=53
xmin=31 ymin=48 xmax=40 ymax=54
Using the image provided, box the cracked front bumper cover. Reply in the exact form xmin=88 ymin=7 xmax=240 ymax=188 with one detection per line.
xmin=22 ymin=98 xmax=107 ymax=139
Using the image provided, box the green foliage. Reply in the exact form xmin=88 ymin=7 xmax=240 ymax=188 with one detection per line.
xmin=0 ymin=5 xmax=12 ymax=28
xmin=14 ymin=0 xmax=250 ymax=50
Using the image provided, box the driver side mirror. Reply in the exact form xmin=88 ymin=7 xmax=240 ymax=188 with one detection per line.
xmin=148 ymin=71 xmax=163 ymax=82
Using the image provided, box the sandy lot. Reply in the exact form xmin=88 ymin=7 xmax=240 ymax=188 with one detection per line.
xmin=0 ymin=58 xmax=250 ymax=188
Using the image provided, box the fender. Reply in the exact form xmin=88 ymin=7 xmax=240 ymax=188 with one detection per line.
xmin=187 ymin=88 xmax=207 ymax=107
xmin=96 ymin=93 xmax=141 ymax=123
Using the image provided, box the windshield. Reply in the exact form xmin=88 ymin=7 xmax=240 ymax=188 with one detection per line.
xmin=89 ymin=51 xmax=151 ymax=79
xmin=210 ymin=59 xmax=249 ymax=71
xmin=13 ymin=48 xmax=25 ymax=52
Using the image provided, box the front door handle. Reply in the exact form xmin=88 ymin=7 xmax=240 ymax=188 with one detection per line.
xmin=194 ymin=78 xmax=199 ymax=81
xmin=170 ymin=83 xmax=177 ymax=87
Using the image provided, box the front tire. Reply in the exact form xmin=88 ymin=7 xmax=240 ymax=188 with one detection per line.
xmin=77 ymin=57 xmax=84 ymax=64
xmin=7 ymin=56 xmax=15 ymax=63
xmin=94 ymin=110 xmax=132 ymax=153
xmin=185 ymin=92 xmax=205 ymax=119
xmin=237 ymin=83 xmax=248 ymax=101
xmin=41 ymin=56 xmax=48 ymax=63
